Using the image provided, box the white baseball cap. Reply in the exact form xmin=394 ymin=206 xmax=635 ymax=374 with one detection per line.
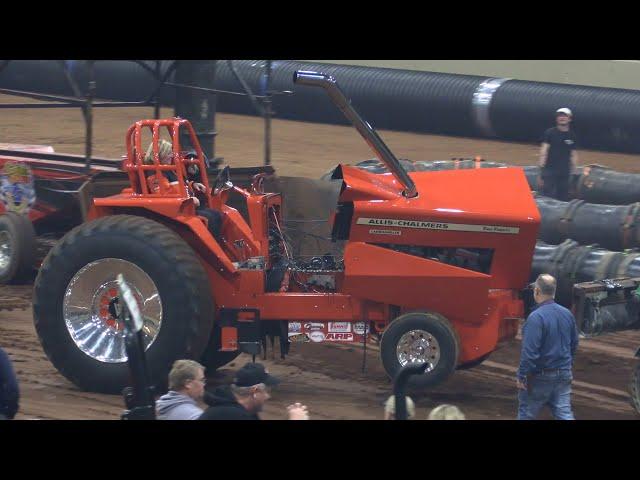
xmin=556 ymin=107 xmax=573 ymax=117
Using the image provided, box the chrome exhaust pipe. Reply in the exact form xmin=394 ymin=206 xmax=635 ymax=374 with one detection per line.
xmin=293 ymin=70 xmax=418 ymax=198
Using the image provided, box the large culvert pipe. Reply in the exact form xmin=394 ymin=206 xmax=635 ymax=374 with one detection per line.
xmin=212 ymin=61 xmax=640 ymax=153
xmin=5 ymin=60 xmax=640 ymax=153
xmin=531 ymin=240 xmax=640 ymax=334
xmin=575 ymin=165 xmax=640 ymax=205
xmin=535 ymin=194 xmax=640 ymax=251
xmin=532 ymin=240 xmax=640 ymax=304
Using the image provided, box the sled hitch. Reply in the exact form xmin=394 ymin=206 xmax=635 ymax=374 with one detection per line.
xmin=572 ymin=277 xmax=640 ymax=336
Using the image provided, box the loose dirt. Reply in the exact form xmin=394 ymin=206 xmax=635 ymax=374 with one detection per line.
xmin=1 ymin=94 xmax=639 ymax=420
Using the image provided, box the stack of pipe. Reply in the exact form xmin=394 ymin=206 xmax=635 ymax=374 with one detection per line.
xmin=531 ymin=240 xmax=640 ymax=334
xmin=535 ymin=194 xmax=640 ymax=251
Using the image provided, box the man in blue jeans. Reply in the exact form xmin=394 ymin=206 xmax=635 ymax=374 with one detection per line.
xmin=517 ymin=274 xmax=579 ymax=420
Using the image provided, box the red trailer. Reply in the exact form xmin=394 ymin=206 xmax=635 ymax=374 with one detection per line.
xmin=0 ymin=146 xmax=123 ymax=283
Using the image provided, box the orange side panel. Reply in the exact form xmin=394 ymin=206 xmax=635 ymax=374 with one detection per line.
xmin=342 ymin=242 xmax=491 ymax=323
xmin=455 ymin=289 xmax=523 ymax=363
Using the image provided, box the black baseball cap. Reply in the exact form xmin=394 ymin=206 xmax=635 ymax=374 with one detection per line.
xmin=233 ymin=362 xmax=280 ymax=387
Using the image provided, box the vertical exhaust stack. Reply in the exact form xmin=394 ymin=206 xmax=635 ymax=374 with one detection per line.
xmin=293 ymin=70 xmax=418 ymax=198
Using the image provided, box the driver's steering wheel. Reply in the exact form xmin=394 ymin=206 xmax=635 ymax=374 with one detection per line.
xmin=212 ymin=165 xmax=233 ymax=195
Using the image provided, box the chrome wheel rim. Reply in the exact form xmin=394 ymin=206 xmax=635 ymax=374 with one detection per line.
xmin=396 ymin=329 xmax=440 ymax=372
xmin=0 ymin=231 xmax=12 ymax=274
xmin=63 ymin=258 xmax=162 ymax=363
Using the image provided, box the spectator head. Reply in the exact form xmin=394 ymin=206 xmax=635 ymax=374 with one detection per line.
xmin=384 ymin=395 xmax=416 ymax=420
xmin=534 ymin=274 xmax=557 ymax=303
xmin=168 ymin=359 xmax=206 ymax=401
xmin=427 ymin=404 xmax=465 ymax=420
xmin=230 ymin=363 xmax=280 ymax=413
xmin=144 ymin=139 xmax=174 ymax=165
xmin=555 ymin=107 xmax=573 ymax=126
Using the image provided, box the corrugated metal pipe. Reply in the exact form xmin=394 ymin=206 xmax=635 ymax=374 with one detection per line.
xmin=535 ymin=194 xmax=640 ymax=251
xmin=531 ymin=240 xmax=640 ymax=334
xmin=212 ymin=61 xmax=640 ymax=153
xmin=4 ymin=60 xmax=640 ymax=153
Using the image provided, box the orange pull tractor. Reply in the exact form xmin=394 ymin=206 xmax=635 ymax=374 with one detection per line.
xmin=32 ymin=71 xmax=540 ymax=394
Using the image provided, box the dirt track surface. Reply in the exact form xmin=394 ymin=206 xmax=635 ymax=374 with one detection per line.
xmin=1 ymin=94 xmax=640 ymax=420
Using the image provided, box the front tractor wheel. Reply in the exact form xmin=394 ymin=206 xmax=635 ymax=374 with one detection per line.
xmin=33 ymin=215 xmax=214 ymax=394
xmin=380 ymin=312 xmax=460 ymax=389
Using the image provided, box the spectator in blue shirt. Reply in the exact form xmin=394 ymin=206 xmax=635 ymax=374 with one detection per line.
xmin=0 ymin=346 xmax=19 ymax=420
xmin=517 ymin=274 xmax=579 ymax=420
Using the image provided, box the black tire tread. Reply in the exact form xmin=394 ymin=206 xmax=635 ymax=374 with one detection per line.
xmin=33 ymin=214 xmax=214 ymax=393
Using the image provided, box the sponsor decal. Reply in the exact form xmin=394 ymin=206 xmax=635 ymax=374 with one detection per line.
xmin=357 ymin=217 xmax=519 ymax=235
xmin=369 ymin=229 xmax=402 ymax=236
xmin=353 ymin=322 xmax=370 ymax=336
xmin=0 ymin=162 xmax=36 ymax=214
xmin=308 ymin=331 xmax=326 ymax=343
xmin=304 ymin=322 xmax=325 ymax=331
xmin=288 ymin=322 xmax=302 ymax=333
xmin=328 ymin=322 xmax=351 ymax=333
xmin=325 ymin=332 xmax=355 ymax=342
xmin=288 ymin=333 xmax=310 ymax=343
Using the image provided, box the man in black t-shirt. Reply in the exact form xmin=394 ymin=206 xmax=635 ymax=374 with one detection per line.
xmin=538 ymin=108 xmax=579 ymax=201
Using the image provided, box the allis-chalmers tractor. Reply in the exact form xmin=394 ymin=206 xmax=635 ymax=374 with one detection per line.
xmin=32 ymin=71 xmax=540 ymax=394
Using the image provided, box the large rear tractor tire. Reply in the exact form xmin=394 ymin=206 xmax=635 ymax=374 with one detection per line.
xmin=380 ymin=311 xmax=460 ymax=390
xmin=0 ymin=212 xmax=36 ymax=284
xmin=631 ymin=359 xmax=640 ymax=416
xmin=33 ymin=215 xmax=214 ymax=394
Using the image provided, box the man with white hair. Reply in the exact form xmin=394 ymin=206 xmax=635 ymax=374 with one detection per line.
xmin=156 ymin=359 xmax=207 ymax=420
xmin=517 ymin=274 xmax=579 ymax=420
xmin=538 ymin=107 xmax=579 ymax=201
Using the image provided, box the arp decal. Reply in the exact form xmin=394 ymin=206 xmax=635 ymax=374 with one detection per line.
xmin=357 ymin=217 xmax=519 ymax=234
xmin=325 ymin=333 xmax=354 ymax=342
xmin=0 ymin=162 xmax=36 ymax=214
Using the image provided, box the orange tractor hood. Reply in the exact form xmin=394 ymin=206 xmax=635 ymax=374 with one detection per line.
xmin=337 ymin=165 xmax=540 ymax=289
